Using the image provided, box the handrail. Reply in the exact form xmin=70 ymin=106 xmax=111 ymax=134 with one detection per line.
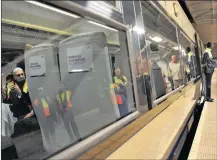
xmin=153 ymin=85 xmax=184 ymax=105
xmin=47 ymin=111 xmax=140 ymax=160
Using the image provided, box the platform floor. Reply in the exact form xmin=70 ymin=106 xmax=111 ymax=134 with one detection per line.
xmin=106 ymin=79 xmax=198 ymax=159
xmin=188 ymin=70 xmax=217 ymax=159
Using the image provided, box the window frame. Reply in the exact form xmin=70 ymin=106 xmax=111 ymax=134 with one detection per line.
xmin=1 ymin=1 xmax=141 ymax=159
xmin=141 ymin=1 xmax=183 ymax=106
xmin=180 ymin=31 xmax=198 ymax=82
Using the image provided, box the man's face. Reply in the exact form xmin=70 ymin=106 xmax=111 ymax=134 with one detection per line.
xmin=14 ymin=69 xmax=25 ymax=82
xmin=212 ymin=43 xmax=214 ymax=49
xmin=171 ymin=55 xmax=177 ymax=63
xmin=115 ymin=68 xmax=121 ymax=76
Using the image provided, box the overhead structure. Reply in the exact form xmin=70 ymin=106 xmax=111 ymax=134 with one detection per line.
xmin=186 ymin=1 xmax=217 ymax=58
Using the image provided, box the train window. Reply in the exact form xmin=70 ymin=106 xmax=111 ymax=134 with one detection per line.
xmin=142 ymin=1 xmax=184 ymax=101
xmin=1 ymin=1 xmax=135 ymax=159
xmin=179 ymin=32 xmax=197 ymax=83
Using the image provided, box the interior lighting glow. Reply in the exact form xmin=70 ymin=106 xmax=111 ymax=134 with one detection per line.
xmin=87 ymin=20 xmax=118 ymax=32
xmin=149 ymin=36 xmax=162 ymax=42
xmin=173 ymin=46 xmax=179 ymax=50
xmin=25 ymin=1 xmax=80 ymax=18
xmin=132 ymin=26 xmax=145 ymax=35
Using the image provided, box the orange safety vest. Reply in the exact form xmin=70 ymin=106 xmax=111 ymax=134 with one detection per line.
xmin=56 ymin=90 xmax=72 ymax=110
xmin=33 ymin=98 xmax=51 ymax=117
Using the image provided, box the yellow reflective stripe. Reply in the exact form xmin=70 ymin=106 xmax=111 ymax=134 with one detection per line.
xmin=114 ymin=76 xmax=127 ymax=84
xmin=7 ymin=81 xmax=28 ymax=95
xmin=23 ymin=81 xmax=28 ymax=93
xmin=188 ymin=52 xmax=193 ymax=62
xmin=61 ymin=92 xmax=65 ymax=101
xmin=56 ymin=95 xmax=61 ymax=104
xmin=41 ymin=98 xmax=48 ymax=108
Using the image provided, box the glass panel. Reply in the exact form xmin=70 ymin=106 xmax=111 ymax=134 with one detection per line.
xmin=1 ymin=1 xmax=135 ymax=159
xmin=179 ymin=32 xmax=197 ymax=83
xmin=142 ymin=2 xmax=183 ymax=101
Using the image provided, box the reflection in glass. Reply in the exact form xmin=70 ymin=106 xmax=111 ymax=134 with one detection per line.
xmin=142 ymin=1 xmax=183 ymax=101
xmin=1 ymin=1 xmax=135 ymax=159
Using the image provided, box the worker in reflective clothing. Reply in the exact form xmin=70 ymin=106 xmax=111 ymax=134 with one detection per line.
xmin=32 ymin=87 xmax=57 ymax=147
xmin=186 ymin=47 xmax=195 ymax=78
xmin=56 ymin=84 xmax=80 ymax=141
xmin=8 ymin=68 xmax=33 ymax=119
xmin=202 ymin=42 xmax=215 ymax=102
xmin=113 ymin=68 xmax=129 ymax=118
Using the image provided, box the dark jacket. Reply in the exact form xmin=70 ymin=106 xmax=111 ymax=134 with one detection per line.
xmin=202 ymin=50 xmax=215 ymax=74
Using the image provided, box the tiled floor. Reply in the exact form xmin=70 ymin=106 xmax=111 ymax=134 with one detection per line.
xmin=188 ymin=70 xmax=217 ymax=160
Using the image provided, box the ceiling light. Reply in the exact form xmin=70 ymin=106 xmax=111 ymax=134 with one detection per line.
xmin=25 ymin=1 xmax=80 ymax=18
xmin=173 ymin=46 xmax=179 ymax=50
xmin=87 ymin=20 xmax=118 ymax=32
xmin=149 ymin=36 xmax=162 ymax=42
xmin=132 ymin=26 xmax=145 ymax=35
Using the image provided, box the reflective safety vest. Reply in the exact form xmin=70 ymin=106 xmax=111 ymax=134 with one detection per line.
xmin=186 ymin=65 xmax=190 ymax=73
xmin=33 ymin=98 xmax=51 ymax=117
xmin=56 ymin=90 xmax=72 ymax=110
xmin=204 ymin=48 xmax=212 ymax=58
xmin=187 ymin=51 xmax=193 ymax=62
xmin=110 ymin=84 xmax=123 ymax=105
xmin=7 ymin=81 xmax=28 ymax=99
xmin=113 ymin=75 xmax=127 ymax=85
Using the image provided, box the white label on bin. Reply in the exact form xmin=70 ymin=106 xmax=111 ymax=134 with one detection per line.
xmin=28 ymin=55 xmax=46 ymax=76
xmin=67 ymin=45 xmax=93 ymax=72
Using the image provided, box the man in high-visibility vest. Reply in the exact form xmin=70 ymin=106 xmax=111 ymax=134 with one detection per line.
xmin=8 ymin=68 xmax=33 ymax=119
xmin=113 ymin=68 xmax=129 ymax=118
xmin=32 ymin=87 xmax=57 ymax=146
xmin=56 ymin=84 xmax=80 ymax=141
xmin=202 ymin=42 xmax=215 ymax=102
xmin=186 ymin=47 xmax=196 ymax=78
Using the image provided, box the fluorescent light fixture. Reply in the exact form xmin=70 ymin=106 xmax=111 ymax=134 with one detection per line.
xmin=158 ymin=45 xmax=165 ymax=49
xmin=149 ymin=36 xmax=162 ymax=42
xmin=146 ymin=40 xmax=151 ymax=44
xmin=88 ymin=20 xmax=118 ymax=32
xmin=132 ymin=26 xmax=145 ymax=35
xmin=173 ymin=46 xmax=179 ymax=50
xmin=25 ymin=1 xmax=80 ymax=18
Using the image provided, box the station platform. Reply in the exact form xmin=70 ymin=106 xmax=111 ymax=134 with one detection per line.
xmin=78 ymin=75 xmax=200 ymax=159
xmin=188 ymin=70 xmax=217 ymax=159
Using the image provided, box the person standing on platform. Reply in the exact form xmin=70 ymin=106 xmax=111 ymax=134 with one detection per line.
xmin=202 ymin=42 xmax=215 ymax=102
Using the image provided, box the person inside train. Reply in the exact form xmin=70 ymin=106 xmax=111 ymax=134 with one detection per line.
xmin=2 ymin=73 xmax=14 ymax=102
xmin=32 ymin=87 xmax=57 ymax=146
xmin=113 ymin=67 xmax=129 ymax=117
xmin=150 ymin=60 xmax=166 ymax=99
xmin=202 ymin=42 xmax=215 ymax=102
xmin=168 ymin=55 xmax=182 ymax=89
xmin=186 ymin=47 xmax=195 ymax=78
xmin=7 ymin=67 xmax=33 ymax=119
xmin=56 ymin=84 xmax=81 ymax=141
